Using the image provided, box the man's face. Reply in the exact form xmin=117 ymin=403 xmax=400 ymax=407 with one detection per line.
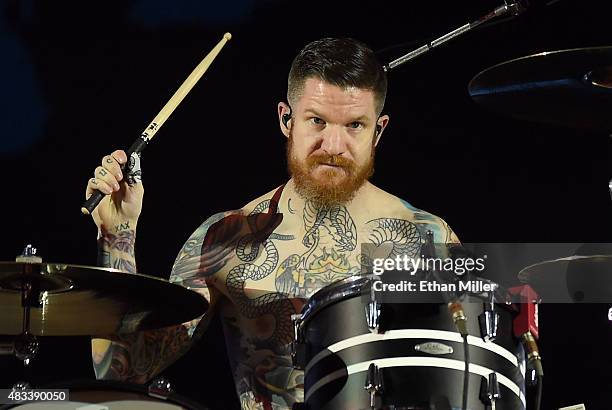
xmin=284 ymin=78 xmax=387 ymax=206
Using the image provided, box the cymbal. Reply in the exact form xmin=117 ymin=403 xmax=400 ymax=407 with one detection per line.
xmin=0 ymin=262 xmax=208 ymax=336
xmin=518 ymin=255 xmax=612 ymax=302
xmin=469 ymin=47 xmax=612 ymax=131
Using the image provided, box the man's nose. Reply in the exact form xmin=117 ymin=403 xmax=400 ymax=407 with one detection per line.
xmin=320 ymin=126 xmax=347 ymax=155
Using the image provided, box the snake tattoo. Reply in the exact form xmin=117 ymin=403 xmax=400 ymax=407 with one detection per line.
xmin=225 ymin=199 xmax=297 ymax=348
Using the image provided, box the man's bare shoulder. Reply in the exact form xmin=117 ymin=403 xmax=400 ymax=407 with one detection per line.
xmin=179 ymin=184 xmax=283 ymax=249
xmin=367 ymin=184 xmax=459 ymax=244
xmin=239 ymin=184 xmax=285 ymax=215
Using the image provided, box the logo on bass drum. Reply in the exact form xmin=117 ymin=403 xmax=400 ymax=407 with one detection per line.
xmin=414 ymin=342 xmax=454 ymax=355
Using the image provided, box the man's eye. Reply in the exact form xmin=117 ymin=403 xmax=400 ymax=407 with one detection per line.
xmin=348 ymin=122 xmax=363 ymax=129
xmin=311 ymin=117 xmax=325 ymax=125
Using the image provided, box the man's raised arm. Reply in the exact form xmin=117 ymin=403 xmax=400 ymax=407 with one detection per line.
xmin=84 ymin=148 xmax=239 ymax=382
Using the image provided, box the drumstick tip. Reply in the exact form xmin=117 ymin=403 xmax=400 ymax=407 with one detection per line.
xmin=223 ymin=32 xmax=232 ymax=41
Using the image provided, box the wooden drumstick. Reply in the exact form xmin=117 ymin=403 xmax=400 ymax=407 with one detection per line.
xmin=82 ymin=32 xmax=233 ymax=215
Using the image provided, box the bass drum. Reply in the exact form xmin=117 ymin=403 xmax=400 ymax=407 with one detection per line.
xmin=7 ymin=380 xmax=208 ymax=410
xmin=293 ymin=276 xmax=527 ymax=410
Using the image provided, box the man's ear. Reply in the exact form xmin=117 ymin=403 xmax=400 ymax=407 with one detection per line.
xmin=374 ymin=115 xmax=390 ymax=146
xmin=278 ymin=102 xmax=292 ymax=138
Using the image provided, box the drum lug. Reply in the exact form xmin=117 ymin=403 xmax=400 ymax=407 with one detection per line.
xmin=365 ymin=301 xmax=381 ymax=333
xmin=291 ymin=314 xmax=305 ymax=369
xmin=364 ymin=363 xmax=384 ymax=409
xmin=478 ymin=308 xmax=499 ymax=342
xmin=148 ymin=376 xmax=173 ymax=400
xmin=479 ymin=372 xmax=501 ymax=409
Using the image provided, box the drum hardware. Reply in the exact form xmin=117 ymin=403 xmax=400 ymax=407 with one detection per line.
xmin=478 ymin=293 xmax=500 ymax=342
xmin=290 ymin=313 xmax=305 ymax=368
xmin=366 ymin=283 xmax=382 ymax=333
xmin=7 ymin=246 xmax=38 ymax=393
xmin=15 ymin=245 xmax=42 ymax=264
xmin=8 ymin=245 xmax=44 ymax=368
xmin=479 ymin=372 xmax=502 ymax=410
xmin=365 ymin=300 xmax=382 ymax=333
xmin=414 ymin=342 xmax=454 ymax=355
xmin=148 ymin=376 xmax=174 ymax=400
xmin=383 ymin=0 xmax=528 ymax=72
xmin=363 ymin=363 xmax=384 ymax=410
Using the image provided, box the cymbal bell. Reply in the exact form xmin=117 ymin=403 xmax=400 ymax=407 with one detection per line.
xmin=0 ymin=262 xmax=208 ymax=336
xmin=469 ymin=47 xmax=612 ymax=131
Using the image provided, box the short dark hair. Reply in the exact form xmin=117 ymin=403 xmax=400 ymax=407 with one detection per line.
xmin=287 ymin=38 xmax=387 ymax=115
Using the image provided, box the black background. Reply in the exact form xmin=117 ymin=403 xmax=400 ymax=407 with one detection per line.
xmin=1 ymin=0 xmax=612 ymax=408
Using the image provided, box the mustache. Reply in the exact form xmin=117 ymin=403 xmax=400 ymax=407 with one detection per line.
xmin=306 ymin=154 xmax=354 ymax=168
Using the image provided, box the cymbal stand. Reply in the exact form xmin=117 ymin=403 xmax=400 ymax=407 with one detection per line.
xmin=10 ymin=245 xmax=43 ymax=390
xmin=384 ymin=0 xmax=528 ymax=71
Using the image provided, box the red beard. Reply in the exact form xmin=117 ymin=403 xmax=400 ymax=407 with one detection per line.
xmin=287 ymin=132 xmax=375 ymax=207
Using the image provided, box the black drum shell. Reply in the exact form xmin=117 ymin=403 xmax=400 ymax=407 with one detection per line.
xmin=297 ymin=278 xmax=526 ymax=410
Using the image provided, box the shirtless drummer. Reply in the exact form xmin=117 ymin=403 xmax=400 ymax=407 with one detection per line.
xmin=85 ymin=37 xmax=459 ymax=409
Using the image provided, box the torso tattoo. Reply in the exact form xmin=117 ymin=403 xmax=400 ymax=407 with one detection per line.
xmin=170 ymin=192 xmax=457 ymax=410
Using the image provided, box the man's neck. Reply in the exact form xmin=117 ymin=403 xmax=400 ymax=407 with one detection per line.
xmin=282 ymin=179 xmax=376 ymax=216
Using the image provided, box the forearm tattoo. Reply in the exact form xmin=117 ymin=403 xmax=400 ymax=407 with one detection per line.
xmin=97 ymin=228 xmax=136 ymax=273
xmin=92 ymin=212 xmax=235 ymax=383
xmin=93 ymin=325 xmax=192 ymax=383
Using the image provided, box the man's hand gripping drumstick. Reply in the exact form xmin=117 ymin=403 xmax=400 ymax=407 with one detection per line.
xmin=83 ymin=32 xmax=232 ymax=218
